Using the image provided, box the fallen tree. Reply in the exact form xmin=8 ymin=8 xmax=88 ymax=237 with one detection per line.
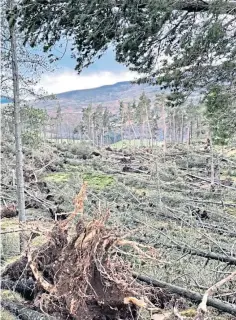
xmin=157 ymin=243 xmax=236 ymax=265
xmin=1 ymin=184 xmax=159 ymax=320
xmin=133 ymin=273 xmax=236 ymax=317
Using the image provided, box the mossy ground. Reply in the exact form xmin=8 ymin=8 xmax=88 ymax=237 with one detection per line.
xmin=0 ymin=309 xmax=16 ymax=320
xmin=1 ymin=290 xmax=23 ymax=302
xmin=180 ymin=308 xmax=197 ymax=317
xmin=44 ymin=169 xmax=114 ymax=190
xmin=1 ymin=218 xmax=18 ymax=230
xmin=44 ymin=172 xmax=72 ymax=183
xmin=226 ymin=207 xmax=236 ymax=216
xmin=83 ymin=172 xmax=114 ymax=189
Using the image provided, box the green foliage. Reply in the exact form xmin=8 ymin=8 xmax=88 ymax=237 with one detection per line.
xmin=21 ymin=105 xmax=48 ymax=146
xmin=16 ymin=0 xmax=236 ymax=102
xmin=1 ymin=104 xmax=48 ymax=147
xmin=205 ymin=86 xmax=236 ymax=145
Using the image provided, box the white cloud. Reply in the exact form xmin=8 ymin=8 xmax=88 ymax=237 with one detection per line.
xmin=36 ymin=70 xmax=137 ymax=95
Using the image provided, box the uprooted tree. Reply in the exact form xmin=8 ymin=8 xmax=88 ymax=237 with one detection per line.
xmin=2 ymin=182 xmax=236 ymax=319
xmin=1 ymin=183 xmax=159 ymax=319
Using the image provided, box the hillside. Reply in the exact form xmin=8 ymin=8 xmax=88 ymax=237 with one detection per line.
xmin=36 ymin=81 xmax=162 ymax=114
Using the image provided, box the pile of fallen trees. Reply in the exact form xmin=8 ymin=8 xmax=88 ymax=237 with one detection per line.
xmin=1 ymin=183 xmax=236 ymax=320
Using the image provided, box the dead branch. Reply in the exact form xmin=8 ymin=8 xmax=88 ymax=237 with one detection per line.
xmin=186 ymin=173 xmax=236 ymax=190
xmin=159 ymin=243 xmax=236 ymax=265
xmin=196 ymin=270 xmax=236 ymax=316
xmin=133 ymin=273 xmax=236 ymax=316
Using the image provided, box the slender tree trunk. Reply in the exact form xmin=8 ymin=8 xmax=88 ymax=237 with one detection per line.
xmin=173 ymin=110 xmax=176 ymax=143
xmin=190 ymin=120 xmax=193 ymax=143
xmin=181 ymin=112 xmax=184 ymax=143
xmin=169 ymin=117 xmax=172 ymax=143
xmin=145 ymin=104 xmax=153 ymax=148
xmin=210 ymin=137 xmax=215 ymax=188
xmin=141 ymin=121 xmax=144 ymax=147
xmin=187 ymin=123 xmax=191 ymax=145
xmin=162 ymin=102 xmax=167 ymax=156
xmin=8 ymin=0 xmax=26 ymax=224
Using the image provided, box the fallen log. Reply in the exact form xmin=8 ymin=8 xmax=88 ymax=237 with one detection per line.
xmin=186 ymin=173 xmax=236 ymax=190
xmin=1 ymin=299 xmax=57 ymax=320
xmin=133 ymin=273 xmax=236 ymax=317
xmin=159 ymin=243 xmax=236 ymax=265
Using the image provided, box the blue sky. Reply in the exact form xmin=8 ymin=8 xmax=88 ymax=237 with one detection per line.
xmin=55 ymin=46 xmax=126 ymax=74
xmin=1 ymin=42 xmax=136 ymax=101
xmin=36 ymin=45 xmax=136 ymax=94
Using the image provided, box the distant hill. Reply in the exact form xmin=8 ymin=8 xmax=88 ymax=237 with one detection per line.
xmin=36 ymin=81 xmax=162 ymax=114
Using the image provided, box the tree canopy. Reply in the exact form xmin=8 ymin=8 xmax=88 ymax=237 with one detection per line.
xmin=13 ymin=0 xmax=236 ymax=99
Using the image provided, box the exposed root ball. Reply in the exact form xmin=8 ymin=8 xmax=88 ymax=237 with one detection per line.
xmin=3 ymin=215 xmax=147 ymax=320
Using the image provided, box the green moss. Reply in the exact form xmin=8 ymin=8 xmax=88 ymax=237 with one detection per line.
xmin=0 ymin=308 xmax=16 ymax=320
xmin=5 ymin=255 xmax=20 ymax=264
xmin=226 ymin=207 xmax=236 ymax=216
xmin=180 ymin=308 xmax=197 ymax=317
xmin=0 ymin=219 xmax=18 ymax=230
xmin=31 ymin=235 xmax=46 ymax=247
xmin=83 ymin=173 xmax=114 ymax=189
xmin=1 ymin=290 xmax=23 ymax=302
xmin=44 ymin=172 xmax=71 ymax=183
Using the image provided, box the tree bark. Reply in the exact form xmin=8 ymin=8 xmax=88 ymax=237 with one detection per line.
xmin=8 ymin=0 xmax=26 ymax=225
xmin=132 ymin=273 xmax=236 ymax=316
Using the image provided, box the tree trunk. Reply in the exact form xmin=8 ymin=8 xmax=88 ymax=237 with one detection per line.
xmin=181 ymin=112 xmax=184 ymax=143
xmin=8 ymin=0 xmax=26 ymax=225
xmin=145 ymin=104 xmax=153 ymax=148
xmin=187 ymin=123 xmax=191 ymax=145
xmin=173 ymin=110 xmax=176 ymax=143
xmin=132 ymin=273 xmax=236 ymax=317
xmin=162 ymin=102 xmax=167 ymax=156
xmin=210 ymin=137 xmax=215 ymax=188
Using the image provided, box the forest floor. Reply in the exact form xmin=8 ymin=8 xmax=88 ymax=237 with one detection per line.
xmin=1 ymin=139 xmax=236 ymax=319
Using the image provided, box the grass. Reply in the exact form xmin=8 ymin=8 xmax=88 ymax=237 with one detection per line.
xmin=0 ymin=309 xmax=15 ymax=320
xmin=44 ymin=172 xmax=72 ymax=183
xmin=31 ymin=235 xmax=47 ymax=247
xmin=5 ymin=255 xmax=21 ymax=264
xmin=1 ymin=290 xmax=23 ymax=302
xmin=83 ymin=172 xmax=114 ymax=189
xmin=180 ymin=309 xmax=197 ymax=317
xmin=226 ymin=207 xmax=236 ymax=216
xmin=0 ymin=218 xmax=18 ymax=230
